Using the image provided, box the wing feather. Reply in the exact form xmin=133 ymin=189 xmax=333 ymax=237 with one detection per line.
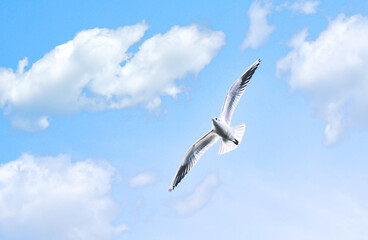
xmin=169 ymin=130 xmax=219 ymax=191
xmin=220 ymin=59 xmax=261 ymax=124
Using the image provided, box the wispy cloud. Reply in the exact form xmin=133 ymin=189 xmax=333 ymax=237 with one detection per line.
xmin=277 ymin=14 xmax=368 ymax=144
xmin=129 ymin=172 xmax=156 ymax=188
xmin=0 ymin=22 xmax=225 ymax=131
xmin=0 ymin=154 xmax=126 ymax=240
xmin=171 ymin=172 xmax=219 ymax=216
xmin=240 ymin=0 xmax=319 ymax=51
xmin=241 ymin=0 xmax=276 ymax=50
xmin=246 ymin=171 xmax=368 ymax=240
xmin=286 ymin=1 xmax=320 ymax=15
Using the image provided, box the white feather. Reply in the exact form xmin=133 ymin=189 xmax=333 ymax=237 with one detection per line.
xmin=220 ymin=59 xmax=261 ymax=124
xmin=169 ymin=130 xmax=219 ymax=191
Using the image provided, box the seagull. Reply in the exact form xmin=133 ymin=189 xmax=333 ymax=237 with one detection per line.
xmin=169 ymin=59 xmax=261 ymax=191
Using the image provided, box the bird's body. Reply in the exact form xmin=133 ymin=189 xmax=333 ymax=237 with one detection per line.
xmin=212 ymin=118 xmax=233 ymax=140
xmin=169 ymin=59 xmax=261 ymax=191
xmin=212 ymin=117 xmax=237 ymax=144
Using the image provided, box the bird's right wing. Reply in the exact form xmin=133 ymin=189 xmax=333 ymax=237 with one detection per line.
xmin=169 ymin=130 xmax=219 ymax=191
xmin=220 ymin=59 xmax=261 ymax=124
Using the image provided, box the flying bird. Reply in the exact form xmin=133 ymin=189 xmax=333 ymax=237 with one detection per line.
xmin=169 ymin=59 xmax=261 ymax=191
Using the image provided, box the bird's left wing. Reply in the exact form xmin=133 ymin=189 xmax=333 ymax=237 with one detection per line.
xmin=220 ymin=59 xmax=261 ymax=124
xmin=169 ymin=130 xmax=219 ymax=191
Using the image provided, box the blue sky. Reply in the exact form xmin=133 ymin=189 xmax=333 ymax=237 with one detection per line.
xmin=1 ymin=0 xmax=368 ymax=239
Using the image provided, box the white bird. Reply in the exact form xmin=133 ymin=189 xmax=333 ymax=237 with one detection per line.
xmin=169 ymin=59 xmax=261 ymax=191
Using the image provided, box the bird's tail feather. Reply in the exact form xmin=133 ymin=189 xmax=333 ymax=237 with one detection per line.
xmin=218 ymin=123 xmax=246 ymax=155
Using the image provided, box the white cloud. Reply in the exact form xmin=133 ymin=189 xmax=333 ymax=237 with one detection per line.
xmin=171 ymin=172 xmax=219 ymax=216
xmin=11 ymin=116 xmax=50 ymax=131
xmin=287 ymin=1 xmax=320 ymax=15
xmin=0 ymin=22 xmax=225 ymax=131
xmin=129 ymin=172 xmax=156 ymax=188
xmin=241 ymin=0 xmax=276 ymax=50
xmin=277 ymin=14 xmax=368 ymax=144
xmin=0 ymin=154 xmax=126 ymax=240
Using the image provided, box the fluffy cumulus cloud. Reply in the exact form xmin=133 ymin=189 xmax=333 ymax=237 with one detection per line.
xmin=286 ymin=1 xmax=320 ymax=15
xmin=241 ymin=0 xmax=276 ymax=50
xmin=0 ymin=22 xmax=225 ymax=131
xmin=171 ymin=172 xmax=219 ymax=216
xmin=277 ymin=14 xmax=368 ymax=144
xmin=129 ymin=172 xmax=156 ymax=188
xmin=0 ymin=154 xmax=126 ymax=240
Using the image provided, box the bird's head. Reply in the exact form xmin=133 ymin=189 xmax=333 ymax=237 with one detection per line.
xmin=211 ymin=117 xmax=220 ymax=124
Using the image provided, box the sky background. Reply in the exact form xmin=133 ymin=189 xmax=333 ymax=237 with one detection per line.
xmin=1 ymin=0 xmax=368 ymax=239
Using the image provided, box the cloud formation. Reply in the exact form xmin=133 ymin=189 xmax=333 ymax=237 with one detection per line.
xmin=286 ymin=1 xmax=320 ymax=15
xmin=171 ymin=172 xmax=219 ymax=216
xmin=241 ymin=1 xmax=276 ymax=50
xmin=129 ymin=172 xmax=156 ymax=188
xmin=277 ymin=14 xmax=368 ymax=144
xmin=0 ymin=154 xmax=126 ymax=240
xmin=0 ymin=22 xmax=225 ymax=131
xmin=244 ymin=170 xmax=368 ymax=240
xmin=240 ymin=0 xmax=320 ymax=51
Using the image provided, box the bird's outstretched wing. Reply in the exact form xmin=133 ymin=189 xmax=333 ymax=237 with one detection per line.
xmin=220 ymin=59 xmax=261 ymax=124
xmin=169 ymin=130 xmax=219 ymax=191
